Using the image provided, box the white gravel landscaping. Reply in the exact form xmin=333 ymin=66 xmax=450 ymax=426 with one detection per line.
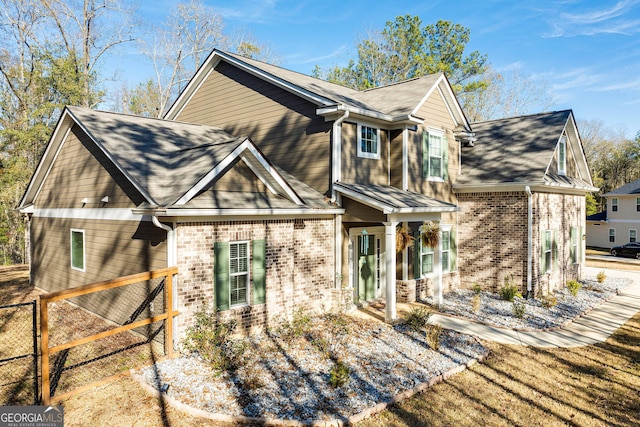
xmin=426 ymin=274 xmax=632 ymax=330
xmin=135 ymin=273 xmax=631 ymax=424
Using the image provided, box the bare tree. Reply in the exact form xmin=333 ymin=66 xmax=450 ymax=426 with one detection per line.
xmin=461 ymin=65 xmax=554 ymax=122
xmin=39 ymin=0 xmax=137 ymax=107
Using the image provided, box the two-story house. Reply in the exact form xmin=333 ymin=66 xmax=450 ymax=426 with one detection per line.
xmin=587 ymin=178 xmax=640 ymax=248
xmin=19 ymin=49 xmax=596 ymax=340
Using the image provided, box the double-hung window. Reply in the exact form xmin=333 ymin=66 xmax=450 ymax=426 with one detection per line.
xmin=558 ymin=136 xmax=567 ymax=175
xmin=630 ymin=230 xmax=637 ymax=243
xmin=357 ymin=124 xmax=380 ymax=159
xmin=214 ymin=240 xmax=266 ymax=311
xmin=609 ymin=228 xmax=616 ymax=243
xmin=570 ymin=226 xmax=579 ymax=264
xmin=540 ymin=229 xmax=557 ymax=273
xmin=636 ymin=198 xmax=640 ymax=212
xmin=70 ymin=229 xmax=85 ymax=272
xmin=229 ymin=242 xmax=249 ymax=307
xmin=441 ymin=230 xmax=450 ymax=273
xmin=612 ymin=198 xmax=618 ymax=212
xmin=423 ymin=129 xmax=448 ymax=181
xmin=420 ymin=243 xmax=434 ymax=277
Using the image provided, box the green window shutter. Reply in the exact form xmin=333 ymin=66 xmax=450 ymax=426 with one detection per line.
xmin=450 ymin=228 xmax=457 ymax=271
xmin=422 ymin=132 xmax=429 ymax=179
xmin=252 ymin=239 xmax=266 ymax=305
xmin=214 ymin=242 xmax=230 ymax=311
xmin=540 ymin=230 xmax=546 ymax=274
xmin=442 ymin=137 xmax=449 ymax=181
xmin=580 ymin=226 xmax=584 ymax=262
xmin=413 ymin=234 xmax=421 ymax=279
xmin=553 ymin=230 xmax=559 ymax=271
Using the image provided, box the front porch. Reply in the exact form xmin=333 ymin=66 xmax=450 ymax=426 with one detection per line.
xmin=334 ymin=182 xmax=461 ymax=322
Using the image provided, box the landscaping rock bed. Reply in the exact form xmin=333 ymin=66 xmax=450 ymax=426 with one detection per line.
xmin=426 ymin=275 xmax=632 ymax=330
xmin=136 ymin=315 xmax=486 ymax=423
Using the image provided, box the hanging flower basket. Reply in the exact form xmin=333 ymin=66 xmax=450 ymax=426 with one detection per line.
xmin=419 ymin=221 xmax=440 ymax=248
xmin=396 ymin=225 xmax=414 ymax=252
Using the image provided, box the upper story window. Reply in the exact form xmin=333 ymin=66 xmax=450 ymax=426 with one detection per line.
xmin=636 ymin=197 xmax=640 ymax=212
xmin=558 ymin=136 xmax=567 ymax=175
xmin=612 ymin=198 xmax=618 ymax=212
xmin=423 ymin=129 xmax=448 ymax=181
xmin=357 ymin=124 xmax=380 ymax=159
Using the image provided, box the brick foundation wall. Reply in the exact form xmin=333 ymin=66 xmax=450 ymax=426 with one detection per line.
xmin=397 ymin=272 xmax=459 ymax=303
xmin=458 ymin=191 xmax=586 ymax=296
xmin=174 ymin=218 xmax=336 ymax=338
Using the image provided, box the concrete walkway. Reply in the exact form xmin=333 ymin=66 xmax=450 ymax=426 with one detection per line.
xmin=429 ymin=266 xmax=640 ymax=348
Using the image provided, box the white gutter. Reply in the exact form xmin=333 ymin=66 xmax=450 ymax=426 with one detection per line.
xmin=331 ymin=110 xmax=349 ymax=201
xmin=525 ymin=186 xmax=533 ymax=297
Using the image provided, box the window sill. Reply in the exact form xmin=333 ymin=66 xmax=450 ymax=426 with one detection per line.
xmin=357 ymin=154 xmax=381 ymax=160
xmin=427 ymin=177 xmax=445 ymax=183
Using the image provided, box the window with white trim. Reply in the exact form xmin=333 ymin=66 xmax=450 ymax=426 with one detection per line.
xmin=558 ymin=136 xmax=567 ymax=175
xmin=612 ymin=198 xmax=618 ymax=212
xmin=229 ymin=241 xmax=249 ymax=307
xmin=570 ymin=226 xmax=579 ymax=264
xmin=609 ymin=228 xmax=616 ymax=243
xmin=420 ymin=242 xmax=434 ymax=277
xmin=357 ymin=124 xmax=380 ymax=159
xmin=630 ymin=229 xmax=637 ymax=243
xmin=423 ymin=129 xmax=448 ymax=181
xmin=636 ymin=198 xmax=640 ymax=212
xmin=70 ymin=229 xmax=85 ymax=271
xmin=441 ymin=229 xmax=450 ymax=273
xmin=543 ymin=230 xmax=552 ymax=273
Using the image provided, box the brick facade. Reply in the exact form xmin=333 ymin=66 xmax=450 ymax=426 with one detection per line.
xmin=175 ymin=218 xmax=337 ymax=337
xmin=397 ymin=273 xmax=459 ymax=303
xmin=458 ymin=191 xmax=585 ymax=296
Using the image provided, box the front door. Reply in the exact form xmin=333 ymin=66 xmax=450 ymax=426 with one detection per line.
xmin=356 ymin=231 xmax=382 ymax=303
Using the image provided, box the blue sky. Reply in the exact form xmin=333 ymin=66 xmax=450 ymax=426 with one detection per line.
xmin=127 ymin=0 xmax=640 ymax=137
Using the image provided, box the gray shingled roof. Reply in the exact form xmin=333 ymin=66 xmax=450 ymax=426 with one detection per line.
xmin=221 ymin=51 xmax=442 ymax=118
xmin=458 ymin=110 xmax=571 ymax=184
xmin=67 ymin=106 xmax=332 ymax=209
xmin=602 ymin=179 xmax=640 ymax=196
xmin=334 ymin=182 xmax=459 ymax=212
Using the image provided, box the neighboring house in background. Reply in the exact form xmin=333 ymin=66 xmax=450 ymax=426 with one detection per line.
xmin=19 ymin=49 xmax=596 ymax=340
xmin=586 ymin=179 xmax=640 ymax=249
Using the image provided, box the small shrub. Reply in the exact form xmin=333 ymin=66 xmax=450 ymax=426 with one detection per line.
xmin=470 ymin=294 xmax=481 ymax=312
xmin=329 ymin=359 xmax=350 ymax=388
xmin=311 ymin=337 xmax=331 ymax=357
xmin=276 ymin=307 xmax=312 ymax=341
xmin=181 ymin=304 xmax=237 ymax=374
xmin=405 ymin=306 xmax=431 ymax=332
xmin=597 ymin=270 xmax=606 ymax=283
xmin=512 ymin=298 xmax=526 ymax=318
xmin=425 ymin=324 xmax=442 ymax=351
xmin=540 ymin=294 xmax=558 ymax=309
xmin=472 ymin=283 xmax=482 ymax=295
xmin=500 ymin=276 xmax=522 ymax=302
xmin=567 ymin=280 xmax=582 ymax=297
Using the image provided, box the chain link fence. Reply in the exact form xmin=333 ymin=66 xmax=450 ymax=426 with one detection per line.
xmin=0 ymin=301 xmax=38 ymax=405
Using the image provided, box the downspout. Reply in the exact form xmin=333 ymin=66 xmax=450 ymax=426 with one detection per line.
xmin=332 ymin=110 xmax=349 ymax=294
xmin=151 ymin=215 xmax=175 ymax=266
xmin=525 ymin=186 xmax=533 ymax=298
xmin=331 ymin=109 xmax=349 ymax=202
xmin=151 ymin=215 xmax=177 ymax=350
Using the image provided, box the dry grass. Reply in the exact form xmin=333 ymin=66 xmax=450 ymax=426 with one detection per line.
xmin=2 ymin=264 xmax=640 ymax=426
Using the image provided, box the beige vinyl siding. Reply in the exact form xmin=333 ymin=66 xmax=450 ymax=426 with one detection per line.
xmin=408 ymin=91 xmax=458 ymax=203
xmin=36 ymin=126 xmax=144 ymax=209
xmin=31 ymin=217 xmax=167 ymax=293
xmin=211 ymin=160 xmax=269 ymax=193
xmin=389 ymin=129 xmax=404 ymax=188
xmin=548 ymin=136 xmax=579 ymax=177
xmin=340 ymin=122 xmax=389 ymax=186
xmin=174 ymin=61 xmax=332 ymax=195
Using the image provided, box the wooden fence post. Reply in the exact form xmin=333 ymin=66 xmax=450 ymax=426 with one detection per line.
xmin=165 ymin=272 xmax=174 ymax=358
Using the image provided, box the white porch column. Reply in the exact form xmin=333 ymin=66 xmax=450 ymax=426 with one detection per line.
xmin=433 ymin=229 xmax=443 ymax=308
xmin=384 ymin=221 xmax=398 ymax=322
